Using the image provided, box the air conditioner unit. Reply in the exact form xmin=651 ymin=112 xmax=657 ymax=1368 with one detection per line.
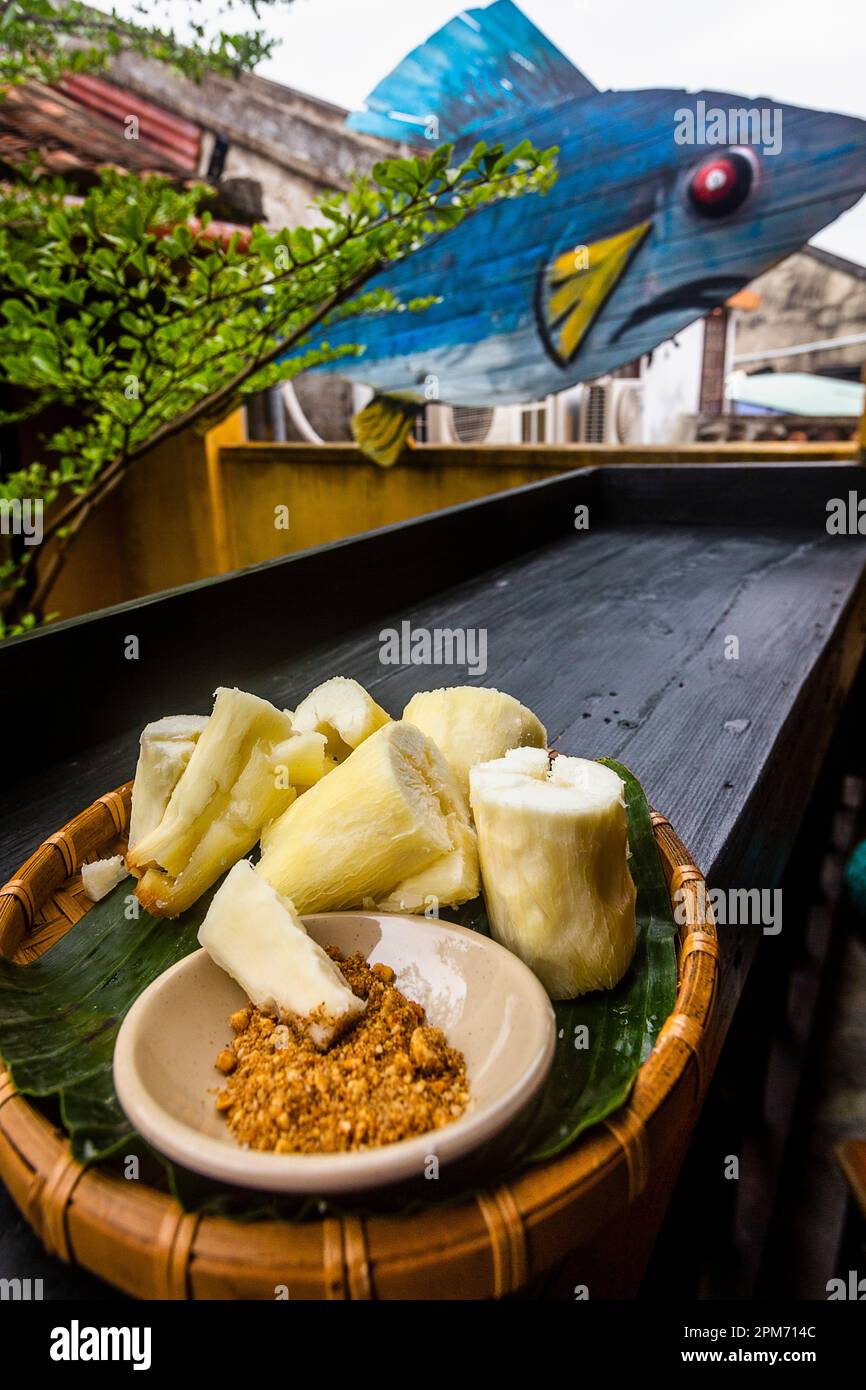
xmin=577 ymin=379 xmax=644 ymax=444
xmin=419 ymin=399 xmax=557 ymax=445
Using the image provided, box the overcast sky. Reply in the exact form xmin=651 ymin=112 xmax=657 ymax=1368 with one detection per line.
xmin=254 ymin=0 xmax=866 ymax=264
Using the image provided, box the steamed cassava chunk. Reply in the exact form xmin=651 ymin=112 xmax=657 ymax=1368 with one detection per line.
xmin=403 ymin=686 xmax=547 ymax=797
xmin=128 ymin=687 xmax=302 ymax=917
xmin=469 ymin=749 xmax=636 ymax=999
xmin=256 ymin=720 xmax=478 ymax=913
xmin=291 ymin=676 xmax=390 ymax=762
xmin=128 ymin=715 xmax=209 ymax=850
xmin=199 ymin=860 xmax=365 ymax=1049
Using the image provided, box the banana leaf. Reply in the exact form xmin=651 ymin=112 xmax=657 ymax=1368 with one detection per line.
xmin=0 ymin=761 xmax=676 ymax=1209
xmin=0 ymin=882 xmax=215 ymax=1160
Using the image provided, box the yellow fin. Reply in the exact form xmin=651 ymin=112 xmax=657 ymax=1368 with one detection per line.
xmin=537 ymin=221 xmax=652 ymax=367
xmin=352 ymin=395 xmax=421 ymax=467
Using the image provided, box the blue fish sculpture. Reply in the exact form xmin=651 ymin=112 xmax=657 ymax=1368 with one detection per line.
xmin=304 ymin=0 xmax=866 ymax=463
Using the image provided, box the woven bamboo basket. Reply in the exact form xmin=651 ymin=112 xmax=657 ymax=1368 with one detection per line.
xmin=0 ymin=784 xmax=719 ymax=1300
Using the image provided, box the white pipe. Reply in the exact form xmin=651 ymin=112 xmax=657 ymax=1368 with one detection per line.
xmin=281 ymin=379 xmax=323 ymax=444
xmin=733 ymin=331 xmax=866 ymax=364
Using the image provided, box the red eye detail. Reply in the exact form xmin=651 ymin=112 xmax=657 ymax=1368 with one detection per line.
xmin=688 ymin=151 xmax=755 ymax=218
xmin=693 ymin=158 xmax=737 ymax=202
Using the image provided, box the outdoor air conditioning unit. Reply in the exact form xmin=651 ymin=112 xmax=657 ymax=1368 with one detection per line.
xmin=420 ymin=399 xmax=557 ymax=445
xmin=577 ymin=378 xmax=644 ymax=444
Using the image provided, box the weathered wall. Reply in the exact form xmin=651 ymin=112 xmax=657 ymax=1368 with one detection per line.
xmin=733 ymin=248 xmax=866 ymax=376
xmin=108 ymin=51 xmax=411 ymax=227
xmin=44 ymin=412 xmax=246 ymax=621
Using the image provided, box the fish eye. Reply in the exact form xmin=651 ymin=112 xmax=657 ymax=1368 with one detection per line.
xmin=688 ymin=150 xmax=756 ymax=218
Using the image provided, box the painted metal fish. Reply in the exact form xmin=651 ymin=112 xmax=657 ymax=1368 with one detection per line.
xmin=303 ymin=0 xmax=866 ymax=463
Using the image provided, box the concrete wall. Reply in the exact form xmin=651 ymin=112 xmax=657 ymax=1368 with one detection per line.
xmin=109 ymin=51 xmax=410 ymax=228
xmin=732 ymin=248 xmax=866 ymax=376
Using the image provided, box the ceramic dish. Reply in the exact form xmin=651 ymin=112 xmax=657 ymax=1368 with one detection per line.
xmin=113 ymin=910 xmax=556 ymax=1194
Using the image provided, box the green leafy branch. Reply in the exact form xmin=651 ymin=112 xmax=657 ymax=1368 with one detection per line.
xmin=0 ymin=140 xmax=556 ymax=635
xmin=0 ymin=0 xmax=290 ymax=87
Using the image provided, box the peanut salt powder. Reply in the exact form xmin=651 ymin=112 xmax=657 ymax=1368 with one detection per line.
xmin=214 ymin=949 xmax=469 ymax=1153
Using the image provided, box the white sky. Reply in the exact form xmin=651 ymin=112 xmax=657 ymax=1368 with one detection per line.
xmin=127 ymin=0 xmax=866 ymax=263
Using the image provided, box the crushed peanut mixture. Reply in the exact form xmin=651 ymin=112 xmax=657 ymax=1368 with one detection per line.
xmin=214 ymin=949 xmax=469 ymax=1153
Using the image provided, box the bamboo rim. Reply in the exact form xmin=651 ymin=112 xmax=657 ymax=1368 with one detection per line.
xmin=0 ymin=785 xmax=718 ymax=1300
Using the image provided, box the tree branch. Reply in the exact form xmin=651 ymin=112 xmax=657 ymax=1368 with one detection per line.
xmin=34 ymin=257 xmax=379 ymax=569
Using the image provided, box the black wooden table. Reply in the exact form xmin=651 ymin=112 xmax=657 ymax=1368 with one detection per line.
xmin=2 ymin=463 xmax=865 ymax=1298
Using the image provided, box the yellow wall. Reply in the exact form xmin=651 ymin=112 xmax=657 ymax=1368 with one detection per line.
xmin=46 ymin=412 xmax=246 ymax=619
xmin=46 ymin=436 xmax=859 ymax=622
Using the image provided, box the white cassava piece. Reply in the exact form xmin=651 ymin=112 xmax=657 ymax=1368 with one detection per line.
xmin=291 ymin=675 xmax=390 ymax=761
xmin=402 ymin=685 xmax=547 ymax=798
xmin=469 ymin=749 xmax=637 ymax=999
xmin=80 ymin=855 xmax=127 ymax=902
xmin=127 ymin=688 xmax=302 ymax=917
xmin=198 ymin=860 xmax=364 ymax=1049
xmin=257 ymin=720 xmax=478 ymax=913
xmin=127 ymin=714 xmax=209 ymax=850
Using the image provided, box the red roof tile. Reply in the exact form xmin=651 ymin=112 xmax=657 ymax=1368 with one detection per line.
xmin=0 ymin=80 xmax=197 ymax=182
xmin=61 ymin=74 xmax=201 ymax=171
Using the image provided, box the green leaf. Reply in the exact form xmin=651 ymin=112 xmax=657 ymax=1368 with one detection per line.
xmin=45 ymin=209 xmax=70 ymax=240
xmin=431 ymin=206 xmax=464 ymax=229
xmin=27 ymin=353 xmax=60 ymax=381
xmin=1 ymin=299 xmax=30 ymax=322
xmin=120 ymin=203 xmax=145 ymax=241
xmin=522 ymin=759 xmax=677 ymax=1159
xmin=0 ymin=876 xmax=216 ymax=1160
xmin=290 ymin=227 xmax=315 ymax=262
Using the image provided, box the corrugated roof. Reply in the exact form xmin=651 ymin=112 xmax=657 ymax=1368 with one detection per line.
xmin=0 ymin=81 xmax=195 ymax=183
xmin=61 ymin=74 xmax=201 ymax=171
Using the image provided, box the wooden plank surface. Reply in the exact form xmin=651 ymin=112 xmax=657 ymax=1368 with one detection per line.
xmin=3 ymin=465 xmax=865 ymax=901
xmin=2 ymin=462 xmax=866 ymax=1297
xmin=214 ymin=445 xmax=567 ymax=572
